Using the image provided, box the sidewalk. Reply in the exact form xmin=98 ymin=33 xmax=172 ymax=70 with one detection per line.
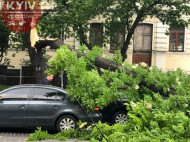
xmin=0 ymin=129 xmax=88 ymax=142
xmin=0 ymin=135 xmax=88 ymax=142
xmin=0 ymin=136 xmax=87 ymax=142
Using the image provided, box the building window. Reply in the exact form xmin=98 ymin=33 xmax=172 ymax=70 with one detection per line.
xmin=110 ymin=31 xmax=125 ymax=51
xmin=169 ymin=27 xmax=184 ymax=52
xmin=89 ymin=23 xmax=103 ymax=47
xmin=133 ymin=23 xmax=153 ymax=52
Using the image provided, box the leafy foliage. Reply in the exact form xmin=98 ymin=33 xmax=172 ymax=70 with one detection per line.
xmin=124 ymin=94 xmax=190 ymax=141
xmin=0 ymin=11 xmax=24 ymax=64
xmin=27 ymin=127 xmax=51 ymax=141
xmin=40 ymin=0 xmax=190 ymax=40
xmin=27 ymin=117 xmax=190 ymax=141
xmin=0 ymin=10 xmax=11 ymax=62
xmin=38 ymin=0 xmax=114 ymax=39
xmin=45 ymin=45 xmax=190 ymax=141
xmin=47 ymin=45 xmax=190 ymax=110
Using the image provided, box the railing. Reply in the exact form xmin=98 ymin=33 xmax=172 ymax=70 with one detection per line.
xmin=0 ymin=65 xmax=36 ymax=85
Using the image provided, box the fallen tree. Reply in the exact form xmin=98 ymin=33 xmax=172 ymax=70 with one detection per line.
xmin=41 ymin=45 xmax=186 ymax=110
xmin=34 ymin=39 xmax=175 ymax=97
xmin=27 ymin=45 xmax=190 ymax=142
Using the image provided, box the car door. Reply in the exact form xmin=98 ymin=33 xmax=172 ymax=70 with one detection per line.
xmin=0 ymin=87 xmax=31 ymax=126
xmin=26 ymin=87 xmax=66 ymax=127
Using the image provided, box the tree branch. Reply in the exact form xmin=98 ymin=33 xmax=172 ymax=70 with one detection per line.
xmin=35 ymin=40 xmax=65 ymax=50
xmin=34 ymin=39 xmax=174 ymax=96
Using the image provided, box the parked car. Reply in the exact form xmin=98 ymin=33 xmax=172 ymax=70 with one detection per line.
xmin=0 ymin=85 xmax=102 ymax=131
xmin=101 ymin=96 xmax=127 ymax=124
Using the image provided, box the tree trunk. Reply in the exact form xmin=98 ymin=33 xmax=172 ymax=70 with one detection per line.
xmin=0 ymin=45 xmax=4 ymax=62
xmin=121 ymin=11 xmax=145 ymax=61
xmin=24 ymin=32 xmax=47 ymax=84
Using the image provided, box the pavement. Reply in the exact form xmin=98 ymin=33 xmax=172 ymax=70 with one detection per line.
xmin=0 ymin=130 xmax=88 ymax=142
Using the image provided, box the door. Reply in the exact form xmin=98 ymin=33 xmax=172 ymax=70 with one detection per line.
xmin=27 ymin=87 xmax=66 ymax=127
xmin=0 ymin=87 xmax=31 ymax=126
xmin=133 ymin=24 xmax=153 ymax=66
xmin=133 ymin=52 xmax=151 ymax=66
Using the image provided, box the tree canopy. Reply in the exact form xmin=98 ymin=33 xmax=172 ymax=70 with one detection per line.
xmin=38 ymin=0 xmax=190 ymax=60
xmin=0 ymin=11 xmax=10 ymax=62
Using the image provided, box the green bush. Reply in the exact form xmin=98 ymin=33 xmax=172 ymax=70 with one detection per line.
xmin=27 ymin=127 xmax=52 ymax=141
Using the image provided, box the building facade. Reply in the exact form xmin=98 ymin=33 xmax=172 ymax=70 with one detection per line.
xmin=1 ymin=1 xmax=190 ymax=73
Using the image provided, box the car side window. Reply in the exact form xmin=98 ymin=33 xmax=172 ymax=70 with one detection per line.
xmin=56 ymin=91 xmax=66 ymax=100
xmin=33 ymin=88 xmax=57 ymax=100
xmin=0 ymin=88 xmax=30 ymax=100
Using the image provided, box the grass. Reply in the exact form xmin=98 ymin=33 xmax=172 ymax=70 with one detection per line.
xmin=0 ymin=84 xmax=11 ymax=91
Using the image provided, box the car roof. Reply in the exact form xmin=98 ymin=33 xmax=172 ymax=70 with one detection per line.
xmin=0 ymin=84 xmax=67 ymax=94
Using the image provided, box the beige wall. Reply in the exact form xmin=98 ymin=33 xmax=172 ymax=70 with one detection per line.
xmin=3 ymin=50 xmax=30 ymax=69
xmin=65 ymin=36 xmax=75 ymax=47
xmin=185 ymin=26 xmax=190 ymax=52
xmin=40 ymin=0 xmax=56 ymax=10
xmin=4 ymin=49 xmax=190 ymax=72
xmin=126 ymin=52 xmax=133 ymax=64
xmin=150 ymin=52 xmax=190 ymax=72
xmin=2 ymin=50 xmax=56 ymax=69
xmin=151 ymin=52 xmax=156 ymax=67
xmin=165 ymin=53 xmax=190 ymax=72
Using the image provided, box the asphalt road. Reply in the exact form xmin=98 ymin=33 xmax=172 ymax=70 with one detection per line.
xmin=0 ymin=128 xmax=88 ymax=142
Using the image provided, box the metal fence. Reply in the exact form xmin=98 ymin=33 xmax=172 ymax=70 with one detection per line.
xmin=0 ymin=65 xmax=36 ymax=85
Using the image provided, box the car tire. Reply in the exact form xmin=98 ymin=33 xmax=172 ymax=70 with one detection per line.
xmin=56 ymin=115 xmax=77 ymax=132
xmin=112 ymin=111 xmax=127 ymax=124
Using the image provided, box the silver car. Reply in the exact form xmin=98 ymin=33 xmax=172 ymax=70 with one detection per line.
xmin=0 ymin=85 xmax=102 ymax=131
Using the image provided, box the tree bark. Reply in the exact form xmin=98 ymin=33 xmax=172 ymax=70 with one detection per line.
xmin=0 ymin=45 xmax=4 ymax=62
xmin=24 ymin=32 xmax=48 ymax=84
xmin=121 ymin=11 xmax=145 ymax=62
xmin=78 ymin=51 xmax=173 ymax=96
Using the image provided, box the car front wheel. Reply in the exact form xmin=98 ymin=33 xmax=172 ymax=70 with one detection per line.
xmin=56 ymin=115 xmax=77 ymax=132
xmin=112 ymin=111 xmax=127 ymax=124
